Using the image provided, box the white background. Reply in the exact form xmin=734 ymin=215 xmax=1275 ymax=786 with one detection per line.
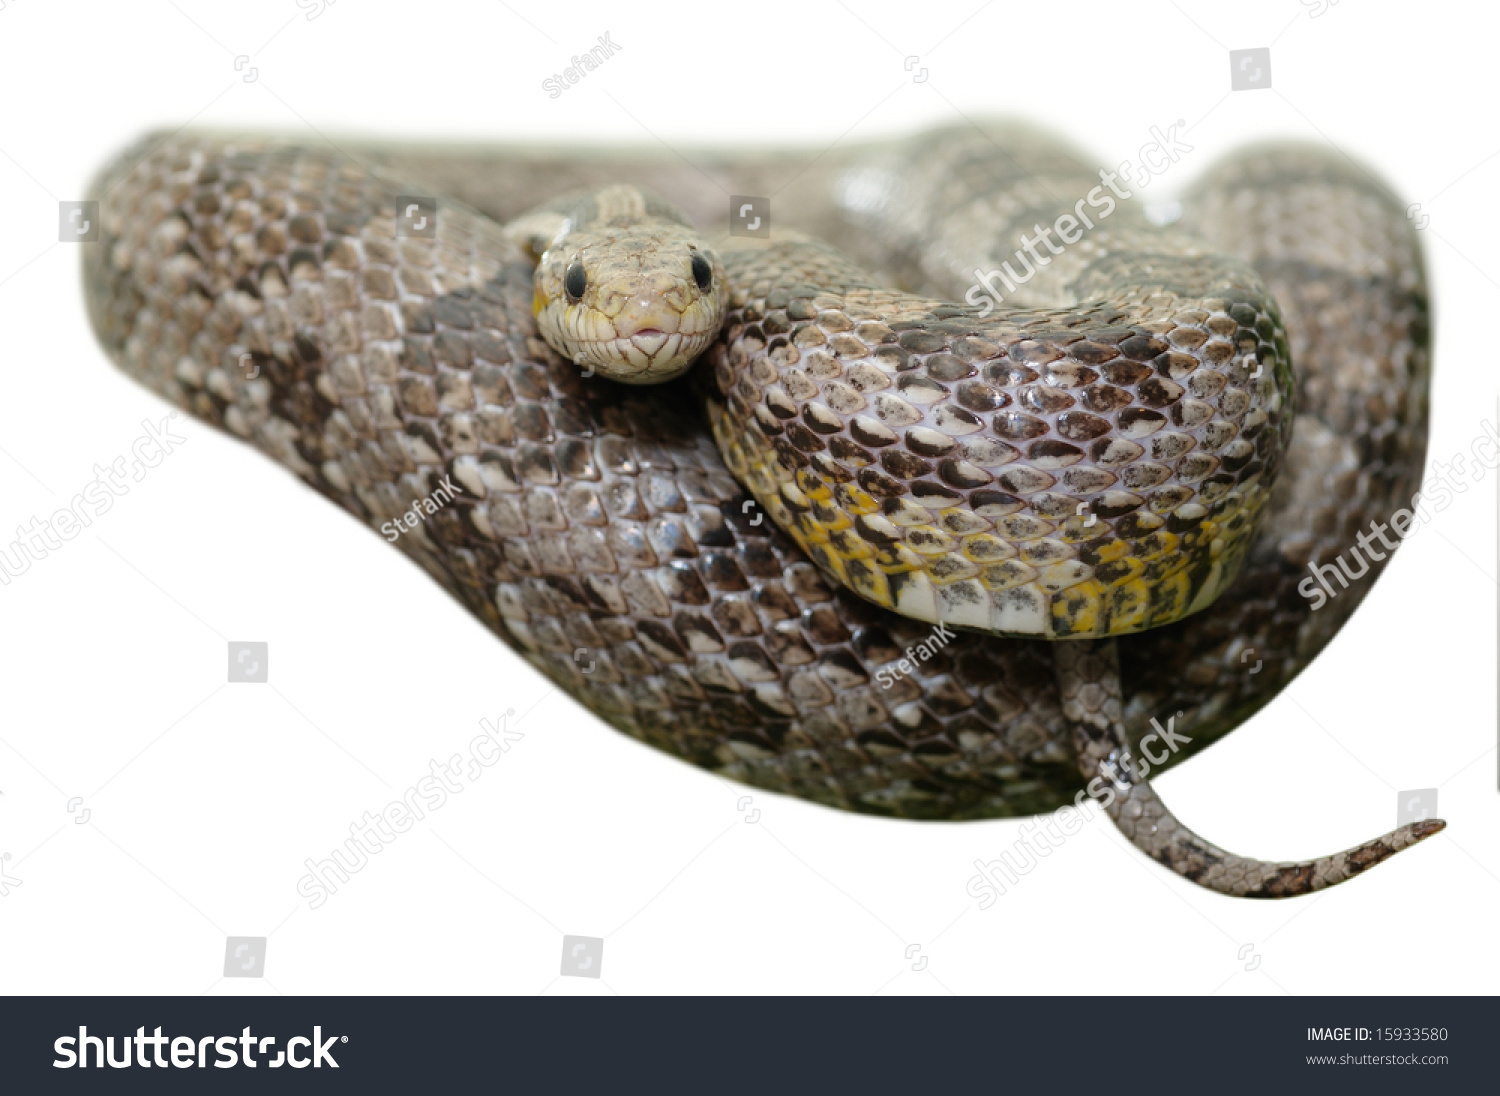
xmin=0 ymin=0 xmax=1494 ymax=996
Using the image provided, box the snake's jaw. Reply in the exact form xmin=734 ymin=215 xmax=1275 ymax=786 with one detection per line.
xmin=545 ymin=278 xmax=724 ymax=383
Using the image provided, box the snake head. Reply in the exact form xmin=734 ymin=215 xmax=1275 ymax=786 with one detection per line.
xmin=533 ymin=222 xmax=728 ymax=384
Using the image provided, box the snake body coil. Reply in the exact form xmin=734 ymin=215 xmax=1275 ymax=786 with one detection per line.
xmin=82 ymin=123 xmax=1437 ymax=897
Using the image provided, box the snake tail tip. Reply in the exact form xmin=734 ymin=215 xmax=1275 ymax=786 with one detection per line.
xmin=1410 ymin=818 xmax=1447 ymax=841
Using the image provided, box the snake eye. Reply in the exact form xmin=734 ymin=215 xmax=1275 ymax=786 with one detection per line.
xmin=690 ymin=252 xmax=712 ymax=292
xmin=564 ymin=262 xmax=587 ymax=302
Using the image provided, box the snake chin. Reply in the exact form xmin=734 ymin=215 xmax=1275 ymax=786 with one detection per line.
xmin=558 ymin=326 xmax=716 ymax=384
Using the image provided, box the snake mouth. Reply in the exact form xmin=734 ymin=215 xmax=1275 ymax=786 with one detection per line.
xmin=572 ymin=328 xmax=716 ymax=383
xmin=610 ymin=292 xmax=684 ymax=340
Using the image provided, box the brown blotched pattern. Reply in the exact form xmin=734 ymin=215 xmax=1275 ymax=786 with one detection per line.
xmin=82 ymin=128 xmax=1428 ymax=826
xmin=707 ymin=229 xmax=1292 ymax=639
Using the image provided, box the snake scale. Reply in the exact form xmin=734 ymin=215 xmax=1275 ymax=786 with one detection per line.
xmin=82 ymin=122 xmax=1437 ymax=897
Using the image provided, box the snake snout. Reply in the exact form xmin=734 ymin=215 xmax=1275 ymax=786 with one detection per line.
xmin=612 ymin=292 xmax=682 ymax=339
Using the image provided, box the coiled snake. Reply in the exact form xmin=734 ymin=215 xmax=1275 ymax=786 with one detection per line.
xmin=82 ymin=122 xmax=1437 ymax=898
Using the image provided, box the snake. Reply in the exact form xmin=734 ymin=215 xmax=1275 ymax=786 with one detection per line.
xmin=82 ymin=121 xmax=1438 ymax=898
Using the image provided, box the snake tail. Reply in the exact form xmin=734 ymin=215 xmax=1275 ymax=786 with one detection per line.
xmin=1054 ymin=640 xmax=1444 ymax=897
